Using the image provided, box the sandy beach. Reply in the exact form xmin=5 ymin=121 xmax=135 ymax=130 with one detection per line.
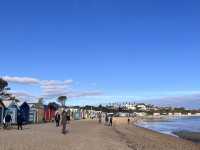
xmin=0 ymin=119 xmax=199 ymax=150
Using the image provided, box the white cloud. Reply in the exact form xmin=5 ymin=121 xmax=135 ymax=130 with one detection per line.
xmin=64 ymin=80 xmax=73 ymax=84
xmin=41 ymin=80 xmax=73 ymax=85
xmin=41 ymin=89 xmax=103 ymax=100
xmin=41 ymin=85 xmax=66 ymax=90
xmin=68 ymin=91 xmax=103 ymax=98
xmin=39 ymin=79 xmax=102 ymax=99
xmin=40 ymin=80 xmax=73 ymax=99
xmin=8 ymin=91 xmax=37 ymax=102
xmin=2 ymin=76 xmax=73 ymax=86
xmin=2 ymin=76 xmax=103 ymax=102
xmin=2 ymin=76 xmax=40 ymax=85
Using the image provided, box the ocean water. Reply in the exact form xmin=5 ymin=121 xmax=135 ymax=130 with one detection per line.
xmin=138 ymin=116 xmax=200 ymax=135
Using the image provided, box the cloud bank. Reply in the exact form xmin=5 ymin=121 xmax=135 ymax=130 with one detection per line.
xmin=3 ymin=76 xmax=199 ymax=108
xmin=2 ymin=76 xmax=103 ymax=102
xmin=2 ymin=76 xmax=39 ymax=85
xmin=145 ymin=94 xmax=200 ymax=109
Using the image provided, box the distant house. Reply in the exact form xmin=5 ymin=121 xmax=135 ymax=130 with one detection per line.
xmin=135 ymin=112 xmax=147 ymax=117
xmin=29 ymin=108 xmax=37 ymax=123
xmin=35 ymin=104 xmax=44 ymax=123
xmin=81 ymin=109 xmax=90 ymax=119
xmin=44 ymin=103 xmax=58 ymax=122
xmin=70 ymin=108 xmax=79 ymax=119
xmin=74 ymin=109 xmax=81 ymax=120
xmin=70 ymin=108 xmax=90 ymax=120
xmin=28 ymin=103 xmax=44 ymax=123
xmin=153 ymin=113 xmax=160 ymax=116
xmin=44 ymin=105 xmax=52 ymax=122
xmin=168 ymin=112 xmax=173 ymax=116
xmin=118 ymin=112 xmax=130 ymax=117
xmin=195 ymin=113 xmax=200 ymax=116
xmin=3 ymin=100 xmax=19 ymax=124
xmin=125 ymin=104 xmax=136 ymax=110
xmin=20 ymin=102 xmax=30 ymax=124
xmin=174 ymin=112 xmax=182 ymax=116
xmin=28 ymin=103 xmax=37 ymax=123
xmin=136 ymin=103 xmax=147 ymax=111
xmin=152 ymin=107 xmax=160 ymax=111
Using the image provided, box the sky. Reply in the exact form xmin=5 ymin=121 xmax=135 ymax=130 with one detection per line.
xmin=0 ymin=0 xmax=200 ymax=108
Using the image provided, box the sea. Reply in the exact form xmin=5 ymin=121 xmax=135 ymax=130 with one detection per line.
xmin=138 ymin=116 xmax=200 ymax=136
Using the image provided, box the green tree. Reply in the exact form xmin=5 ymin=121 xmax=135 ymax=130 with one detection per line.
xmin=34 ymin=97 xmax=44 ymax=108
xmin=57 ymin=96 xmax=67 ymax=107
xmin=38 ymin=97 xmax=44 ymax=105
xmin=0 ymin=78 xmax=8 ymax=95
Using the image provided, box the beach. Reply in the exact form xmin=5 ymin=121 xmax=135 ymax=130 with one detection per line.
xmin=0 ymin=119 xmax=199 ymax=150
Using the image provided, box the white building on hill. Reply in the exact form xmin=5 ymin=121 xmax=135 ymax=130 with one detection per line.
xmin=125 ymin=103 xmax=136 ymax=110
xmin=136 ymin=103 xmax=147 ymax=111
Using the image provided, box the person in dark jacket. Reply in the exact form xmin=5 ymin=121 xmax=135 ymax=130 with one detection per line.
xmin=5 ymin=113 xmax=12 ymax=129
xmin=55 ymin=112 xmax=61 ymax=127
xmin=105 ymin=114 xmax=109 ymax=126
xmin=109 ymin=116 xmax=113 ymax=126
xmin=17 ymin=112 xmax=23 ymax=130
xmin=61 ymin=110 xmax=67 ymax=134
xmin=61 ymin=109 xmax=71 ymax=134
xmin=66 ymin=109 xmax=71 ymax=123
xmin=128 ymin=118 xmax=130 ymax=124
xmin=98 ymin=112 xmax=102 ymax=124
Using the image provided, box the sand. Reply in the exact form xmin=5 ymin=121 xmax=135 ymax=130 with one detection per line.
xmin=0 ymin=119 xmax=199 ymax=150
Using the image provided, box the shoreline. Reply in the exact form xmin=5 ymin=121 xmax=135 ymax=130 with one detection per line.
xmin=136 ymin=123 xmax=200 ymax=143
xmin=129 ymin=116 xmax=200 ymax=143
xmin=172 ymin=131 xmax=200 ymax=143
xmin=113 ymin=119 xmax=200 ymax=150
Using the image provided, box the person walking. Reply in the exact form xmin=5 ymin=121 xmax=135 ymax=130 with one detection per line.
xmin=5 ymin=113 xmax=12 ymax=129
xmin=61 ymin=109 xmax=68 ymax=134
xmin=66 ymin=109 xmax=71 ymax=124
xmin=109 ymin=116 xmax=113 ymax=126
xmin=3 ymin=117 xmax=6 ymax=128
xmin=128 ymin=117 xmax=130 ymax=124
xmin=17 ymin=112 xmax=23 ymax=130
xmin=98 ymin=112 xmax=102 ymax=124
xmin=55 ymin=112 xmax=61 ymax=127
xmin=105 ymin=113 xmax=108 ymax=126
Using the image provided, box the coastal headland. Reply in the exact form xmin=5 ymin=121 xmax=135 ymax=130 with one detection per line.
xmin=0 ymin=118 xmax=199 ymax=150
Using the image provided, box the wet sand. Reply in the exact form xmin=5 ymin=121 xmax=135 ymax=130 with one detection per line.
xmin=173 ymin=131 xmax=200 ymax=143
xmin=0 ymin=119 xmax=199 ymax=150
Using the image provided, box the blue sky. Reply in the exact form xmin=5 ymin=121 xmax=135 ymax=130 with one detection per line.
xmin=1 ymin=0 xmax=200 ymax=108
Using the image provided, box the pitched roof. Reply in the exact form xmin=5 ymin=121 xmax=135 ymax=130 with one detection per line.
xmin=28 ymin=102 xmax=44 ymax=109
xmin=20 ymin=101 xmax=30 ymax=108
xmin=136 ymin=103 xmax=146 ymax=106
xmin=2 ymin=100 xmax=13 ymax=107
xmin=2 ymin=100 xmax=19 ymax=108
